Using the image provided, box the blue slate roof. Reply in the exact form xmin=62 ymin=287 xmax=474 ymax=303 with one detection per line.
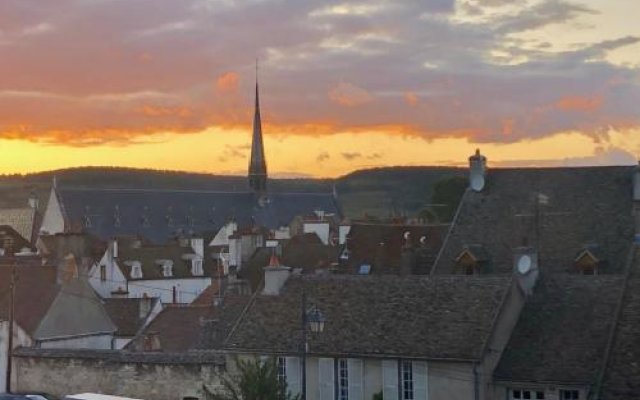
xmin=58 ymin=188 xmax=340 ymax=243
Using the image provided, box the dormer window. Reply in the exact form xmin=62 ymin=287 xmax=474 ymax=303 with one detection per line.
xmin=162 ymin=262 xmax=173 ymax=278
xmin=455 ymin=245 xmax=489 ymax=275
xmin=191 ymin=259 xmax=203 ymax=276
xmin=127 ymin=262 xmax=143 ymax=279
xmin=574 ymin=246 xmax=602 ymax=275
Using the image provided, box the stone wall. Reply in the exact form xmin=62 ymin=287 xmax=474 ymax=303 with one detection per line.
xmin=12 ymin=348 xmax=225 ymax=400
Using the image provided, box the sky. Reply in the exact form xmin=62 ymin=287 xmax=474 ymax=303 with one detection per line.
xmin=0 ymin=0 xmax=639 ymax=177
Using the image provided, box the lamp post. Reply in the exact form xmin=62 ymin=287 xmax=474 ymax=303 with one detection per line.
xmin=301 ymin=286 xmax=325 ymax=400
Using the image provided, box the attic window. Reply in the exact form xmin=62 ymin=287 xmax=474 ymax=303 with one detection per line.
xmin=130 ymin=263 xmax=143 ymax=279
xmin=192 ymin=259 xmax=203 ymax=276
xmin=162 ymin=262 xmax=174 ymax=278
xmin=141 ymin=206 xmax=151 ymax=227
xmin=575 ymin=248 xmax=600 ymax=275
xmin=456 ymin=250 xmax=479 ymax=275
xmin=113 ymin=205 xmax=121 ymax=227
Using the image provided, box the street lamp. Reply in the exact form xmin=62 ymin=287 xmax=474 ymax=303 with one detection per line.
xmin=301 ymin=287 xmax=325 ymax=400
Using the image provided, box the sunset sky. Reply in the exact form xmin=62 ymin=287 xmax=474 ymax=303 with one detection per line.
xmin=0 ymin=0 xmax=639 ymax=177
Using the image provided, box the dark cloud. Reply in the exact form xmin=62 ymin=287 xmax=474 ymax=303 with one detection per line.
xmin=316 ymin=151 xmax=330 ymax=162
xmin=342 ymin=152 xmax=362 ymax=160
xmin=0 ymin=0 xmax=637 ymax=147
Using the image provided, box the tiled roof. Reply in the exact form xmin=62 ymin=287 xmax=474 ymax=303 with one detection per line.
xmin=345 ymin=223 xmax=449 ymax=274
xmin=0 ymin=225 xmax=33 ymax=254
xmin=600 ymin=247 xmax=640 ymax=399
xmin=0 ymin=207 xmax=37 ymax=243
xmin=130 ymin=295 xmax=250 ymax=352
xmin=433 ymin=167 xmax=635 ymax=275
xmin=58 ymin=188 xmax=340 ymax=243
xmin=116 ymin=243 xmax=215 ymax=281
xmin=0 ymin=265 xmax=59 ymax=336
xmin=103 ymin=297 xmax=160 ymax=337
xmin=494 ymin=274 xmax=624 ymax=385
xmin=239 ymin=235 xmax=340 ymax=291
xmin=129 ymin=305 xmax=215 ymax=352
xmin=225 ymin=274 xmax=511 ymax=360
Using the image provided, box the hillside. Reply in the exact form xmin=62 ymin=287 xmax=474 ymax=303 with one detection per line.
xmin=0 ymin=166 xmax=465 ymax=219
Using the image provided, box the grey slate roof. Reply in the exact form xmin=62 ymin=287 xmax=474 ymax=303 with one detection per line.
xmin=494 ymin=274 xmax=624 ymax=385
xmin=344 ymin=223 xmax=449 ymax=274
xmin=225 ymin=274 xmax=511 ymax=360
xmin=104 ymin=297 xmax=160 ymax=337
xmin=58 ymin=188 xmax=340 ymax=243
xmin=433 ymin=167 xmax=635 ymax=275
xmin=600 ymin=247 xmax=640 ymax=399
xmin=116 ymin=243 xmax=215 ymax=281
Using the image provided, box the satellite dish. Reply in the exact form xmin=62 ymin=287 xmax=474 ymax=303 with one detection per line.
xmin=403 ymin=231 xmax=411 ymax=240
xmin=517 ymin=255 xmax=532 ymax=274
xmin=420 ymin=236 xmax=427 ymax=244
xmin=470 ymin=174 xmax=485 ymax=192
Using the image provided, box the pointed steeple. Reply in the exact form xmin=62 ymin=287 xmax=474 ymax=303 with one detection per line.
xmin=248 ymin=60 xmax=267 ymax=192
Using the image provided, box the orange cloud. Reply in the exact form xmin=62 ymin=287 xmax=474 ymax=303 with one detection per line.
xmin=555 ymin=95 xmax=603 ymax=112
xmin=216 ymin=72 xmax=240 ymax=93
xmin=138 ymin=105 xmax=193 ymax=118
xmin=328 ymin=82 xmax=374 ymax=107
xmin=404 ymin=91 xmax=419 ymax=107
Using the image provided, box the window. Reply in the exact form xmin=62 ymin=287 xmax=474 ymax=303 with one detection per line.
xmin=338 ymin=359 xmax=349 ymax=400
xmin=192 ymin=259 xmax=203 ymax=276
xmin=277 ymin=357 xmax=287 ymax=385
xmin=129 ymin=263 xmax=143 ymax=279
xmin=511 ymin=389 xmax=545 ymax=400
xmin=162 ymin=263 xmax=173 ymax=277
xmin=560 ymin=390 xmax=579 ymax=400
xmin=401 ymin=360 xmax=414 ymax=400
xmin=100 ymin=264 xmax=106 ymax=282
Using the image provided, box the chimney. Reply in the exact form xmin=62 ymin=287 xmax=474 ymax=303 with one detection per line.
xmin=190 ymin=238 xmax=204 ymax=257
xmin=111 ymin=239 xmax=118 ymax=259
xmin=469 ymin=149 xmax=487 ymax=192
xmin=139 ymin=294 xmax=152 ymax=319
xmin=28 ymin=191 xmax=39 ymax=210
xmin=400 ymin=231 xmax=416 ymax=276
xmin=262 ymin=254 xmax=291 ymax=295
xmin=142 ymin=332 xmax=161 ymax=352
xmin=633 ymin=162 xmax=640 ymax=238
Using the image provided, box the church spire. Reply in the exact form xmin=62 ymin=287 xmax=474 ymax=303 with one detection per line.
xmin=248 ymin=60 xmax=267 ymax=192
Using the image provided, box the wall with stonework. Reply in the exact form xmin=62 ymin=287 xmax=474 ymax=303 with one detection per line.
xmin=12 ymin=350 xmax=224 ymax=400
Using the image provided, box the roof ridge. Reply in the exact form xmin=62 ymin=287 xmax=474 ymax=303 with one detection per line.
xmin=430 ymin=188 xmax=470 ymax=275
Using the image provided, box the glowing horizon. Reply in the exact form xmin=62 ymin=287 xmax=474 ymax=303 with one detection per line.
xmin=0 ymin=0 xmax=638 ymax=176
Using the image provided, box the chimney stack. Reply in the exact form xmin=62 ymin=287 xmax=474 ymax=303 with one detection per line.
xmin=140 ymin=293 xmax=152 ymax=320
xmin=633 ymin=162 xmax=640 ymax=239
xmin=263 ymin=253 xmax=290 ymax=295
xmin=469 ymin=149 xmax=487 ymax=192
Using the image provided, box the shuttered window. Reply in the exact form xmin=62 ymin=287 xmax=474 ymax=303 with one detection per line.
xmin=382 ymin=360 xmax=399 ymax=400
xmin=286 ymin=357 xmax=301 ymax=396
xmin=347 ymin=359 xmax=363 ymax=400
xmin=318 ymin=358 xmax=335 ymax=400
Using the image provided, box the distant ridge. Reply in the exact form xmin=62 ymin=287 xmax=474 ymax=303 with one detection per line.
xmin=0 ymin=166 xmax=464 ymax=218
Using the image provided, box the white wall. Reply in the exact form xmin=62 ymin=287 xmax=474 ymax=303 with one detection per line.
xmin=243 ymin=355 xmax=445 ymax=400
xmin=0 ymin=321 xmax=33 ymax=393
xmin=88 ymin=251 xmax=212 ymax=303
xmin=38 ymin=334 xmax=113 ymax=350
xmin=39 ymin=186 xmax=65 ymax=235
xmin=127 ymin=278 xmax=212 ymax=304
xmin=304 ymin=222 xmax=330 ymax=245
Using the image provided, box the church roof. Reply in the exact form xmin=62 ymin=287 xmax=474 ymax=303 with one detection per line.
xmin=57 ymin=187 xmax=340 ymax=243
